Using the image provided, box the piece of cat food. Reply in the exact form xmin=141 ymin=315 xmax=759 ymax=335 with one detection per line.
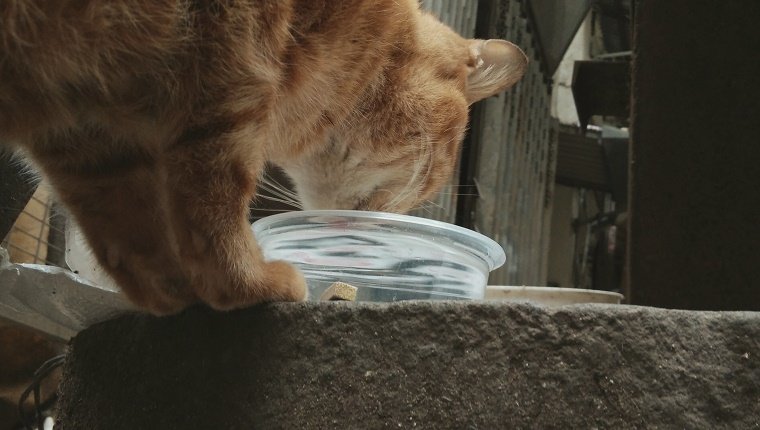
xmin=319 ymin=282 xmax=358 ymax=301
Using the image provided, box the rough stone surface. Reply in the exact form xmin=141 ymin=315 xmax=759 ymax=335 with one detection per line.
xmin=57 ymin=302 xmax=760 ymax=429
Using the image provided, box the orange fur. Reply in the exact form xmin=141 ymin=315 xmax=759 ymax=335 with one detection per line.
xmin=0 ymin=0 xmax=527 ymax=314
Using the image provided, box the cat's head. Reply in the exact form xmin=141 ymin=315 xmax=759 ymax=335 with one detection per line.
xmin=282 ymin=13 xmax=527 ymax=213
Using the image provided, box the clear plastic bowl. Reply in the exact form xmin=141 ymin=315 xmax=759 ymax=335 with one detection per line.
xmin=252 ymin=210 xmax=506 ymax=302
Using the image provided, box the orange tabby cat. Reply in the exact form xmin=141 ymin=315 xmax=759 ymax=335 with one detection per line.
xmin=0 ymin=0 xmax=527 ymax=315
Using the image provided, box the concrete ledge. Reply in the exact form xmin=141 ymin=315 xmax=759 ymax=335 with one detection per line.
xmin=57 ymin=302 xmax=760 ymax=428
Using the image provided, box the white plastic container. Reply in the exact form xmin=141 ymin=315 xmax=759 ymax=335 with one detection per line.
xmin=253 ymin=210 xmax=506 ymax=302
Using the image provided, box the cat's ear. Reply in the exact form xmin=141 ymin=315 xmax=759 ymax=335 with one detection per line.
xmin=466 ymin=39 xmax=528 ymax=103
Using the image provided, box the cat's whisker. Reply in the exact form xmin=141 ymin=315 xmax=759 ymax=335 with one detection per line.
xmin=257 ymin=191 xmax=302 ymax=209
xmin=423 ymin=199 xmax=446 ymax=210
xmin=417 ymin=200 xmax=440 ymax=211
xmin=257 ymin=179 xmax=300 ymax=202
xmin=429 ymin=191 xmax=478 ymax=197
xmin=260 ymin=182 xmax=301 ymax=205
xmin=257 ymin=184 xmax=292 ymax=203
xmin=258 ymin=181 xmax=300 ymax=204
xmin=414 ymin=204 xmax=434 ymax=215
xmin=260 ymin=174 xmax=300 ymax=200
xmin=255 ymin=188 xmax=295 ymax=203
xmin=257 ymin=178 xmax=302 ymax=206
xmin=408 ymin=137 xmax=435 ymax=208
xmin=256 ymin=193 xmax=303 ymax=209
xmin=404 ymin=134 xmax=464 ymax=210
xmin=249 ymin=207 xmax=300 ymax=212
xmin=383 ymin=134 xmax=433 ymax=212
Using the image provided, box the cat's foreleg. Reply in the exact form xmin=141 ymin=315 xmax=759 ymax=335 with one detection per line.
xmin=165 ymin=128 xmax=307 ymax=310
xmin=33 ymin=145 xmax=199 ymax=315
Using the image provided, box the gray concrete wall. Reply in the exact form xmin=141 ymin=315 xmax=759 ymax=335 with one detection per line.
xmin=57 ymin=302 xmax=760 ymax=429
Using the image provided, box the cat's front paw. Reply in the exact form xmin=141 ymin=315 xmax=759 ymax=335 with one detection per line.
xmin=199 ymin=259 xmax=307 ymax=311
xmin=263 ymin=260 xmax=308 ymax=302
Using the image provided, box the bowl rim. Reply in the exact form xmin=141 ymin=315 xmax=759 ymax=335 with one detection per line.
xmin=252 ymin=210 xmax=506 ymax=270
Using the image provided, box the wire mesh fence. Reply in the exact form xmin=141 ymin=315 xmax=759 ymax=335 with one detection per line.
xmin=418 ymin=0 xmax=558 ymax=286
xmin=1 ymin=185 xmax=67 ymax=268
xmin=475 ymin=0 xmax=558 ymax=286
